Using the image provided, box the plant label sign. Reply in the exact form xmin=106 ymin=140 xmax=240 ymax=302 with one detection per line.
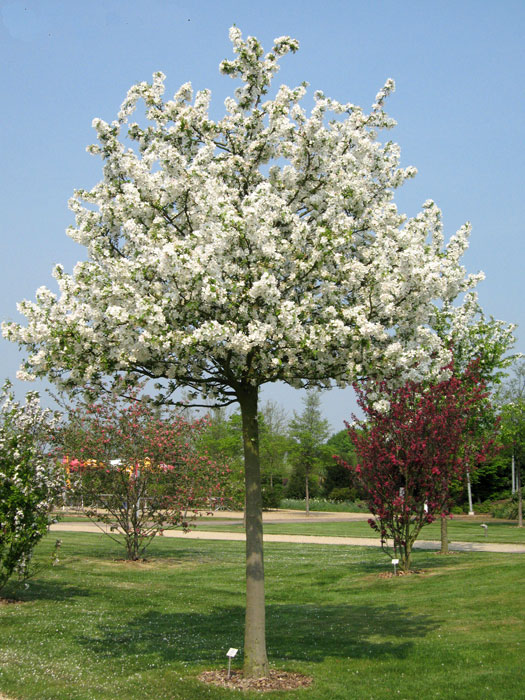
xmin=226 ymin=648 xmax=238 ymax=679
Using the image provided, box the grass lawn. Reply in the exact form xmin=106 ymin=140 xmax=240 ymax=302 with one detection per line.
xmin=199 ymin=518 xmax=525 ymax=544
xmin=0 ymin=533 xmax=524 ymax=699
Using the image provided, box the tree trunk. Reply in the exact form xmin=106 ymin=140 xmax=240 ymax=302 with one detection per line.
xmin=305 ymin=473 xmax=310 ymax=517
xmin=238 ymin=384 xmax=269 ymax=678
xmin=400 ymin=540 xmax=412 ymax=572
xmin=466 ymin=468 xmax=474 ymax=515
xmin=517 ymin=462 xmax=523 ymax=528
xmin=440 ymin=516 xmax=449 ymax=554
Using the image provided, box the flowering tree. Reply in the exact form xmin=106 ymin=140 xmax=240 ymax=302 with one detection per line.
xmin=58 ymin=394 xmax=230 ymax=560
xmin=4 ymin=28 xmax=484 ymax=675
xmin=345 ymin=363 xmax=498 ymax=572
xmin=0 ymin=382 xmax=63 ymax=593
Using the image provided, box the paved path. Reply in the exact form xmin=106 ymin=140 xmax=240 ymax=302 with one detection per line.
xmin=50 ymin=521 xmax=525 ymax=554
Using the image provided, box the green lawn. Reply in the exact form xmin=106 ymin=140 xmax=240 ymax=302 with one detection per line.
xmin=0 ymin=533 xmax=524 ymax=699
xmin=199 ymin=518 xmax=525 ymax=544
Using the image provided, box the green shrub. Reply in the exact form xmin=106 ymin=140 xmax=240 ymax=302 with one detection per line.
xmin=261 ymin=480 xmax=284 ymax=509
xmin=491 ymin=497 xmax=518 ymax=520
xmin=328 ymin=487 xmax=358 ymax=502
xmin=474 ymin=501 xmax=494 ymax=514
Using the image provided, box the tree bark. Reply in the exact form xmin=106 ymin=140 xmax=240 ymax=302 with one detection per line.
xmin=400 ymin=540 xmax=412 ymax=572
xmin=466 ymin=468 xmax=474 ymax=515
xmin=401 ymin=519 xmax=413 ymax=572
xmin=440 ymin=516 xmax=449 ymax=554
xmin=305 ymin=474 xmax=310 ymax=517
xmin=238 ymin=384 xmax=269 ymax=678
xmin=517 ymin=462 xmax=523 ymax=528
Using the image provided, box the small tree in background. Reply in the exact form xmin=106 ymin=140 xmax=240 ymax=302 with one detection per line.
xmin=259 ymin=401 xmax=291 ymax=508
xmin=344 ymin=363 xmax=498 ymax=572
xmin=58 ymin=393 xmax=230 ymax=560
xmin=0 ymin=383 xmax=63 ymax=593
xmin=196 ymin=408 xmax=245 ymax=509
xmin=288 ymin=391 xmax=330 ymax=515
xmin=324 ymin=429 xmax=359 ymax=502
xmin=469 ymin=448 xmax=512 ymax=502
xmin=433 ymin=295 xmax=515 ymax=549
xmin=497 ymin=360 xmax=525 ymax=527
xmin=199 ymin=402 xmax=291 ymax=510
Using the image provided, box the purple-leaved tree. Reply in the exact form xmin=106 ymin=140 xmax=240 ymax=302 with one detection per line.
xmin=344 ymin=362 xmax=498 ymax=571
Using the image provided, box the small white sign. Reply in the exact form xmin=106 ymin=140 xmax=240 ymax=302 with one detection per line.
xmin=391 ymin=558 xmax=399 ymax=565
xmin=227 ymin=648 xmax=238 ymax=658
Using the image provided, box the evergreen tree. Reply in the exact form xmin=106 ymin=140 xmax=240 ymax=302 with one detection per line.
xmin=288 ymin=391 xmax=330 ymax=514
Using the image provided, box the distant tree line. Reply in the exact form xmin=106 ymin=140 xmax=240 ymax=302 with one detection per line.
xmin=198 ymin=370 xmax=524 ymax=518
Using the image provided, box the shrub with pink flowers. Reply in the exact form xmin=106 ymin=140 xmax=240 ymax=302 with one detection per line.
xmin=58 ymin=394 xmax=230 ymax=560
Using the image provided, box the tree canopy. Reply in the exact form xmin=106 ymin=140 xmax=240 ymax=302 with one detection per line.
xmin=5 ymin=28 xmax=481 ymax=401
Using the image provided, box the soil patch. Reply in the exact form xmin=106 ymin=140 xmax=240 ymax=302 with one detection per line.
xmin=96 ymin=557 xmax=209 ymax=570
xmin=199 ymin=669 xmax=313 ymax=692
xmin=377 ymin=569 xmax=424 ymax=579
xmin=0 ymin=597 xmax=24 ymax=606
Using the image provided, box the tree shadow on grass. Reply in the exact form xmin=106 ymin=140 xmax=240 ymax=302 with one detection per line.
xmin=1 ymin=578 xmax=91 ymax=603
xmin=332 ymin=552 xmax=467 ymax=577
xmin=77 ymin=602 xmax=439 ymax=665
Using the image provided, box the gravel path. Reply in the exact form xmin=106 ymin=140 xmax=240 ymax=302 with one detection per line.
xmin=50 ymin=520 xmax=525 ymax=554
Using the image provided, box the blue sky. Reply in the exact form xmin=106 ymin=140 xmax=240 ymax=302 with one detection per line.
xmin=1 ymin=0 xmax=524 ymax=430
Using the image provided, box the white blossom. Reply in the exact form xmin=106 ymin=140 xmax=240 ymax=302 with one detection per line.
xmin=2 ymin=27 xmax=494 ymax=401
xmin=0 ymin=383 xmax=63 ymax=587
